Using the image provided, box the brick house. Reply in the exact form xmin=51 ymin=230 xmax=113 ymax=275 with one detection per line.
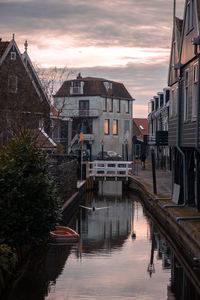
xmin=0 ymin=35 xmax=51 ymax=147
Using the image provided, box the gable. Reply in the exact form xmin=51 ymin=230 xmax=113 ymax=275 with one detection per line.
xmin=0 ymin=39 xmax=50 ymax=118
xmin=180 ymin=0 xmax=198 ymax=65
xmin=168 ymin=17 xmax=183 ymax=86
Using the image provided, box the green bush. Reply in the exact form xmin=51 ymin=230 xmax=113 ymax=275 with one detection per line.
xmin=0 ymin=134 xmax=61 ymax=246
xmin=0 ymin=244 xmax=17 ymax=273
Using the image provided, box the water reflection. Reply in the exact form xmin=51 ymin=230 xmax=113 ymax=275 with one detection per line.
xmin=2 ymin=188 xmax=200 ymax=300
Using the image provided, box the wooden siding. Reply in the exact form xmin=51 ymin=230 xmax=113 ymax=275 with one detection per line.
xmin=179 ymin=60 xmax=199 ymax=147
xmin=168 ymin=117 xmax=177 ymax=146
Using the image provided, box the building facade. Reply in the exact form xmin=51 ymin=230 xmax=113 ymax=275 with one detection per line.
xmin=54 ymin=74 xmax=134 ymax=159
xmin=0 ymin=36 xmax=51 ymax=147
xmin=147 ymin=88 xmax=170 ymax=169
xmin=168 ymin=0 xmax=200 ymax=209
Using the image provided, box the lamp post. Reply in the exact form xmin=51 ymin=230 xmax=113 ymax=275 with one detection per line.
xmin=101 ymin=139 xmax=104 ymax=160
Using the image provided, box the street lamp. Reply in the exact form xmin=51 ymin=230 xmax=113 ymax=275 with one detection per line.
xmin=101 ymin=139 xmax=104 ymax=160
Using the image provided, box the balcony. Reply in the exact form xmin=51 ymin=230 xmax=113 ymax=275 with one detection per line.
xmin=64 ymin=109 xmax=100 ymax=118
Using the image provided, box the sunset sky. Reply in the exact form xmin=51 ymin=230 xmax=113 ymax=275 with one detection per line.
xmin=0 ymin=0 xmax=184 ymax=117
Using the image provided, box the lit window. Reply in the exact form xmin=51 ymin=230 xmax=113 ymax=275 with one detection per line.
xmin=113 ymin=120 xmax=118 ymax=135
xmin=104 ymin=119 xmax=109 ymax=135
xmin=8 ymin=75 xmax=18 ymax=93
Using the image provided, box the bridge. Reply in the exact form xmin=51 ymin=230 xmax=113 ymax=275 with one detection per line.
xmin=89 ymin=161 xmax=133 ymax=181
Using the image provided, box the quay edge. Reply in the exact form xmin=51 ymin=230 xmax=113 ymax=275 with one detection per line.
xmin=128 ymin=176 xmax=200 ymax=295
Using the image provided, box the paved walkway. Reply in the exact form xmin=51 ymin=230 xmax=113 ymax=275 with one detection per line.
xmin=132 ymin=160 xmax=172 ymax=197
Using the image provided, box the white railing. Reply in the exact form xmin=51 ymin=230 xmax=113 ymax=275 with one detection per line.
xmin=89 ymin=160 xmax=132 ymax=181
xmin=63 ymin=109 xmax=100 ymax=117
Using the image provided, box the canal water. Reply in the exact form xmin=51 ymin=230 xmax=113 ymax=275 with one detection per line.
xmin=3 ymin=182 xmax=200 ymax=300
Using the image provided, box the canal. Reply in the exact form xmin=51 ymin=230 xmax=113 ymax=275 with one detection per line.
xmin=3 ymin=182 xmax=200 ymax=300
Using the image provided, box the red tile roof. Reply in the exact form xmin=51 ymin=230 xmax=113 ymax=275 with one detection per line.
xmin=133 ymin=118 xmax=148 ymax=141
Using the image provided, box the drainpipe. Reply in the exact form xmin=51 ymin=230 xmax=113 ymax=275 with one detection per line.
xmin=193 ymin=37 xmax=200 ymax=156
xmin=163 ymin=62 xmax=187 ymax=208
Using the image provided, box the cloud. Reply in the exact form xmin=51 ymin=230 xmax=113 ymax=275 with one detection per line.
xmin=0 ymin=0 xmax=185 ymax=117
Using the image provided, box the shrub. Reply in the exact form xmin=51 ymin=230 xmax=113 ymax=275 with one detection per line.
xmin=0 ymin=133 xmax=61 ymax=246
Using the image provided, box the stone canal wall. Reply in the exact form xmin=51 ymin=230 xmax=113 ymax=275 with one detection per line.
xmin=128 ymin=177 xmax=200 ymax=295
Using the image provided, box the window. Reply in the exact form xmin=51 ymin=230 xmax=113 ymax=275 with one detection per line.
xmin=113 ymin=120 xmax=118 ymax=135
xmin=170 ymin=90 xmax=175 ymax=117
xmin=79 ymin=100 xmax=89 ymax=116
xmin=165 ymin=89 xmax=170 ymax=103
xmin=151 ymin=101 xmax=155 ymax=111
xmin=8 ymin=75 xmax=18 ymax=93
xmin=160 ymin=94 xmax=164 ymax=107
xmin=10 ymin=52 xmax=16 ymax=60
xmin=70 ymin=81 xmax=82 ymax=94
xmin=104 ymin=119 xmax=110 ymax=135
xmin=184 ymin=70 xmax=189 ymax=121
xmin=187 ymin=0 xmax=194 ymax=32
xmin=124 ymin=120 xmax=130 ymax=134
xmin=193 ymin=63 xmax=198 ymax=117
xmin=104 ymin=81 xmax=112 ymax=91
xmin=126 ymin=100 xmax=130 ymax=113
xmin=116 ymin=99 xmax=120 ymax=113
xmin=108 ymin=98 xmax=113 ymax=112
xmin=103 ymin=98 xmax=107 ymax=112
xmin=155 ymin=97 xmax=159 ymax=110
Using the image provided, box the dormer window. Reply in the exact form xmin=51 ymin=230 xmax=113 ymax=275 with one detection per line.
xmin=10 ymin=52 xmax=16 ymax=60
xmin=70 ymin=81 xmax=84 ymax=95
xmin=104 ymin=81 xmax=112 ymax=91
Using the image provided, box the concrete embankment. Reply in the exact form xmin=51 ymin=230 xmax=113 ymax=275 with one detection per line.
xmin=128 ymin=163 xmax=200 ymax=294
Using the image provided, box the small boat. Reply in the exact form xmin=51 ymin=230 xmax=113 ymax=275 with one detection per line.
xmin=50 ymin=226 xmax=80 ymax=243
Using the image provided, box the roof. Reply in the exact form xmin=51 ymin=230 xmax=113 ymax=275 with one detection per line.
xmin=55 ymin=76 xmax=133 ymax=100
xmin=31 ymin=129 xmax=57 ymax=150
xmin=0 ymin=41 xmax=9 ymax=58
xmin=133 ymin=118 xmax=148 ymax=140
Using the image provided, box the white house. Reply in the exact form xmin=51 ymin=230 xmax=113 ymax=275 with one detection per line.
xmin=54 ymin=74 xmax=134 ymax=159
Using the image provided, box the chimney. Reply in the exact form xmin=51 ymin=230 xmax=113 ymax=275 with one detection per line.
xmin=77 ymin=73 xmax=82 ymax=79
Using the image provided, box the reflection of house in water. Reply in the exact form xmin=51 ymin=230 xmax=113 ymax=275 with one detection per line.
xmin=79 ymin=193 xmax=133 ymax=254
xmin=147 ymin=222 xmax=171 ymax=277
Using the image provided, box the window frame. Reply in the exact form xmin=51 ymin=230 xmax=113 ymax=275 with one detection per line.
xmin=10 ymin=52 xmax=16 ymax=60
xmin=104 ymin=119 xmax=110 ymax=135
xmin=126 ymin=100 xmax=130 ymax=114
xmin=108 ymin=98 xmax=113 ymax=112
xmin=103 ymin=98 xmax=107 ymax=112
xmin=113 ymin=119 xmax=118 ymax=135
xmin=116 ymin=99 xmax=121 ymax=113
xmin=192 ymin=63 xmax=198 ymax=117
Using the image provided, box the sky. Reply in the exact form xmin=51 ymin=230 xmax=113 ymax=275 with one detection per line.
xmin=0 ymin=0 xmax=184 ymax=117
